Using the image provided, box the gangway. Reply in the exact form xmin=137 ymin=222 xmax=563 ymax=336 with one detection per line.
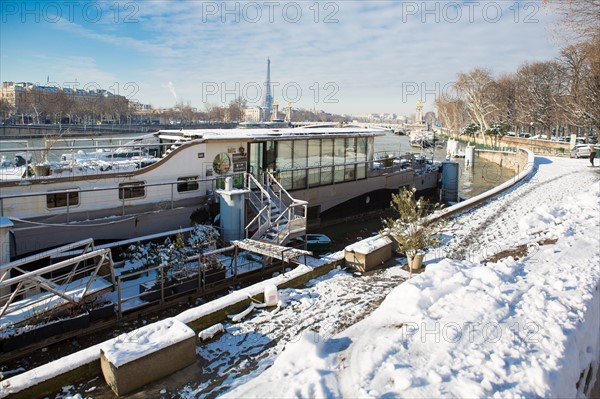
xmin=0 ymin=239 xmax=115 ymax=329
xmin=233 ymin=239 xmax=311 ymax=263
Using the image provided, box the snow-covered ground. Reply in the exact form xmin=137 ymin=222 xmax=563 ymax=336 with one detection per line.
xmin=220 ymin=156 xmax=599 ymax=398
xmin=12 ymin=156 xmax=598 ymax=399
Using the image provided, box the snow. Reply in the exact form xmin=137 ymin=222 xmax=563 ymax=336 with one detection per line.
xmin=2 ymin=157 xmax=598 ymax=398
xmin=100 ymin=318 xmax=194 ymax=367
xmin=179 ymin=266 xmax=407 ymax=397
xmin=223 ymin=156 xmax=600 ymax=398
xmin=0 ymin=342 xmax=104 ymax=397
xmin=198 ymin=323 xmax=225 ymax=342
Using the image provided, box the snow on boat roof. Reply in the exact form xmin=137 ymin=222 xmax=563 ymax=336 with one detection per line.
xmin=157 ymin=127 xmax=386 ymax=141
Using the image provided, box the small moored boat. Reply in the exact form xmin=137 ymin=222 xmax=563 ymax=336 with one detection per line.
xmin=298 ymin=234 xmax=332 ymax=251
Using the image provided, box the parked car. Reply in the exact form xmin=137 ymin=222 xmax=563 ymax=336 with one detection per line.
xmin=570 ymin=144 xmax=591 ymax=158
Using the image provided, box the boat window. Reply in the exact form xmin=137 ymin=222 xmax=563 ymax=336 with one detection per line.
xmin=264 ymin=140 xmax=276 ymax=171
xmin=293 ymin=140 xmax=307 ymax=190
xmin=177 ymin=176 xmax=199 ymax=192
xmin=357 ymin=137 xmax=368 ymax=179
xmin=320 ymin=139 xmax=334 ymax=185
xmin=213 ymin=153 xmax=231 ymax=175
xmin=276 ymin=141 xmax=293 ymax=189
xmin=334 ymin=138 xmax=345 ymax=183
xmin=276 ymin=140 xmax=293 ymax=170
xmin=345 ymin=138 xmax=357 ymax=181
xmin=307 ymin=140 xmax=321 ymax=187
xmin=47 ymin=190 xmax=79 ymax=208
xmin=119 ymin=181 xmax=145 ymax=199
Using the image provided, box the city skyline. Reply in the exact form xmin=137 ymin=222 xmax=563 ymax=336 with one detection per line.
xmin=1 ymin=1 xmax=561 ymax=115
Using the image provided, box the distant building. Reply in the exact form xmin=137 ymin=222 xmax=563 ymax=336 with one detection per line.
xmin=131 ymin=101 xmax=153 ymax=113
xmin=1 ymin=81 xmax=129 ymax=121
xmin=244 ymin=106 xmax=266 ymax=122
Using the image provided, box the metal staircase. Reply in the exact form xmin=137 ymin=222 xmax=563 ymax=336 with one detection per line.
xmin=244 ymin=172 xmax=307 ymax=246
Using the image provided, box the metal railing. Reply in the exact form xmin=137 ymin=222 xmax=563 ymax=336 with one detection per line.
xmin=114 ymin=245 xmax=266 ymax=318
xmin=0 ymin=240 xmax=115 ymax=327
xmin=0 ymin=173 xmax=246 ymax=221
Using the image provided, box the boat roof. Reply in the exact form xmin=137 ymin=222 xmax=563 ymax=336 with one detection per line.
xmin=156 ymin=127 xmax=386 ymax=141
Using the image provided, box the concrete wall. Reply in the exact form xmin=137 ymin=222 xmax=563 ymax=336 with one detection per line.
xmin=100 ymin=329 xmax=196 ymax=396
xmin=476 ymin=148 xmax=531 ymax=174
xmin=345 ymin=242 xmax=392 ymax=273
xmin=444 ymin=133 xmax=570 ymax=155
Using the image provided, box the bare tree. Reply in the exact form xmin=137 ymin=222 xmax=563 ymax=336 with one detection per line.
xmin=492 ymin=73 xmax=520 ymax=132
xmin=0 ymin=98 xmax=13 ymax=121
xmin=226 ymin=96 xmax=247 ymax=122
xmin=543 ymin=0 xmax=600 ymax=44
xmin=515 ymin=61 xmax=566 ymax=136
xmin=435 ymin=97 xmax=468 ymax=137
xmin=204 ymin=103 xmax=225 ymax=122
xmin=454 ymin=68 xmax=498 ymax=144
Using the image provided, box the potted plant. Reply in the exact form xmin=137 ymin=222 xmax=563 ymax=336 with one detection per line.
xmin=382 ymin=187 xmax=446 ymax=277
xmin=202 ymin=253 xmax=227 ymax=285
xmin=30 ymin=134 xmax=61 ymax=177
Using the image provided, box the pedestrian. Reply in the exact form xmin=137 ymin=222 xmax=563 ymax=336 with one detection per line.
xmin=590 ymin=144 xmax=596 ymax=167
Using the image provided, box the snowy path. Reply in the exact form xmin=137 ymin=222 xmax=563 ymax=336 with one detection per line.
xmin=444 ymin=157 xmax=598 ymax=263
xmin=223 ymin=156 xmax=600 ymax=398
xmin=180 ymin=266 xmax=408 ymax=398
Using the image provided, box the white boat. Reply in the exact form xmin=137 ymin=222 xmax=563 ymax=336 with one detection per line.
xmin=409 ymin=130 xmax=443 ymax=149
xmin=0 ymin=127 xmax=440 ymax=257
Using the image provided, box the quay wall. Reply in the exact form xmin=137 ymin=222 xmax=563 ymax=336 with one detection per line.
xmin=430 ymin=148 xmax=535 ymax=221
xmin=442 ymin=132 xmax=570 ymax=155
xmin=475 ymin=147 xmax=530 ymax=174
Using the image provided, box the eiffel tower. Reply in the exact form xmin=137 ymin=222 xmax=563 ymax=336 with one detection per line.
xmin=263 ymin=58 xmax=273 ymax=114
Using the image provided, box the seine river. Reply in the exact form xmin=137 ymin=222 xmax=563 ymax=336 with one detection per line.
xmin=375 ymin=131 xmax=516 ymax=199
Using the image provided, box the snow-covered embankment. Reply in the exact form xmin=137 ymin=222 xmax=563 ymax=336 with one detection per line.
xmin=225 ymin=156 xmax=600 ymax=398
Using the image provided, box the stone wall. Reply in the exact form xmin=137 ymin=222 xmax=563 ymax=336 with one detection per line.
xmin=444 ymin=132 xmax=570 ymax=155
xmin=475 ymin=148 xmax=531 ymax=174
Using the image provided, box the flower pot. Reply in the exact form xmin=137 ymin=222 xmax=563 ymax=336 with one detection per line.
xmin=204 ymin=269 xmax=226 ymax=285
xmin=89 ymin=302 xmax=116 ymax=322
xmin=59 ymin=313 xmax=90 ymax=333
xmin=407 ymin=252 xmax=425 ymax=271
xmin=173 ymin=275 xmax=199 ymax=294
xmin=139 ymin=281 xmax=174 ymax=302
xmin=1 ymin=319 xmax=63 ymax=352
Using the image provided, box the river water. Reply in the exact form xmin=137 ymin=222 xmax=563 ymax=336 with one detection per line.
xmin=319 ymin=132 xmax=516 ymax=250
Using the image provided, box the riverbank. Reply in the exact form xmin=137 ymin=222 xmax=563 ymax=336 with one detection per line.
xmin=224 ymin=156 xmax=600 ymax=398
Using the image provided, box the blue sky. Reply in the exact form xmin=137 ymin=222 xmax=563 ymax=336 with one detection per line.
xmin=0 ymin=1 xmax=561 ymax=116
